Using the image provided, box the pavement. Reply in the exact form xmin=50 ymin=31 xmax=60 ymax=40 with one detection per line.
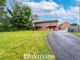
xmin=48 ymin=31 xmax=80 ymax=60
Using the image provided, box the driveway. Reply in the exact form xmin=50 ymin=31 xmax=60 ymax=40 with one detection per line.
xmin=48 ymin=31 xmax=80 ymax=60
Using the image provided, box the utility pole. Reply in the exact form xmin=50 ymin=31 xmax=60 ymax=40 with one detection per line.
xmin=77 ymin=2 xmax=80 ymax=32
xmin=78 ymin=5 xmax=80 ymax=32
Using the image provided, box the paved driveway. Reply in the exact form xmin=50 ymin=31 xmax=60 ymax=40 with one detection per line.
xmin=48 ymin=31 xmax=80 ymax=60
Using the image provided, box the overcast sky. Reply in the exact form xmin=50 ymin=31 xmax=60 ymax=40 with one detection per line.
xmin=6 ymin=0 xmax=80 ymax=24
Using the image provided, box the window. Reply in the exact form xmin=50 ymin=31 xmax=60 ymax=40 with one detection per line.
xmin=48 ymin=26 xmax=54 ymax=29
xmin=35 ymin=26 xmax=41 ymax=30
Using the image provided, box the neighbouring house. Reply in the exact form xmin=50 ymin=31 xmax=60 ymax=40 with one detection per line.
xmin=68 ymin=24 xmax=80 ymax=32
xmin=59 ymin=22 xmax=71 ymax=30
xmin=33 ymin=20 xmax=58 ymax=31
xmin=33 ymin=20 xmax=71 ymax=31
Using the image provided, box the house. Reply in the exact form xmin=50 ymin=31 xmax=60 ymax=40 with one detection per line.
xmin=68 ymin=24 xmax=80 ymax=32
xmin=33 ymin=20 xmax=71 ymax=31
xmin=33 ymin=20 xmax=59 ymax=31
xmin=59 ymin=22 xmax=71 ymax=30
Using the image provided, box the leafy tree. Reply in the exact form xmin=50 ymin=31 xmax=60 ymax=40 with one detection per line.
xmin=7 ymin=2 xmax=39 ymax=30
xmin=0 ymin=16 xmax=12 ymax=31
xmin=0 ymin=0 xmax=39 ymax=31
xmin=30 ymin=14 xmax=39 ymax=21
xmin=0 ymin=0 xmax=7 ymax=31
xmin=0 ymin=0 xmax=6 ymax=16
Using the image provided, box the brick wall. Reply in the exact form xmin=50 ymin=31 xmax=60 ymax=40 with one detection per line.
xmin=33 ymin=21 xmax=71 ymax=31
xmin=60 ymin=22 xmax=70 ymax=30
xmin=34 ymin=21 xmax=58 ymax=30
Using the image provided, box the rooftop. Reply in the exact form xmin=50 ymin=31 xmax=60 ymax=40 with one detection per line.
xmin=33 ymin=20 xmax=58 ymax=24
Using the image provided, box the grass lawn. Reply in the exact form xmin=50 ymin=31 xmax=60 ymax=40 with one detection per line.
xmin=72 ymin=32 xmax=80 ymax=36
xmin=0 ymin=31 xmax=55 ymax=60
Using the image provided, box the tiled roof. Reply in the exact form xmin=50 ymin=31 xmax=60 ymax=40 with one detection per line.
xmin=34 ymin=20 xmax=58 ymax=24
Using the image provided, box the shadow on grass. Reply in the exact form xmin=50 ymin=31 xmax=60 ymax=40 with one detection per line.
xmin=0 ymin=29 xmax=35 ymax=32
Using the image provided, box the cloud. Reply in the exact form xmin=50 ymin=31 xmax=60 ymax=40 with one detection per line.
xmin=68 ymin=7 xmax=80 ymax=24
xmin=23 ymin=1 xmax=59 ymax=11
xmin=76 ymin=0 xmax=80 ymax=2
xmin=15 ymin=0 xmax=19 ymax=1
xmin=45 ymin=6 xmax=79 ymax=24
xmin=22 ymin=1 xmax=79 ymax=24
xmin=22 ymin=1 xmax=59 ymax=15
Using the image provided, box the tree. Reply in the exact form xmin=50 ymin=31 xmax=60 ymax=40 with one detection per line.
xmin=0 ymin=0 xmax=6 ymax=16
xmin=0 ymin=0 xmax=7 ymax=31
xmin=30 ymin=14 xmax=39 ymax=21
xmin=7 ymin=2 xmax=38 ymax=30
xmin=0 ymin=16 xmax=12 ymax=31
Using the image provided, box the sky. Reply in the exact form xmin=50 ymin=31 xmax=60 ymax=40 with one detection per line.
xmin=6 ymin=0 xmax=80 ymax=24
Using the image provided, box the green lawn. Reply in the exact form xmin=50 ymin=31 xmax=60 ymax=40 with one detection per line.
xmin=0 ymin=31 xmax=55 ymax=60
xmin=72 ymin=32 xmax=80 ymax=36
